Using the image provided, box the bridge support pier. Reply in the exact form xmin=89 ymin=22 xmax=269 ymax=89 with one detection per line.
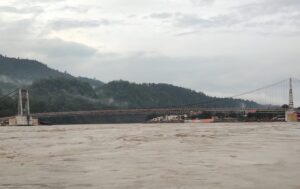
xmin=8 ymin=115 xmax=38 ymax=126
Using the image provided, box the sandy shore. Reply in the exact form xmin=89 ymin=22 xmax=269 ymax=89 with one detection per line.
xmin=0 ymin=123 xmax=300 ymax=189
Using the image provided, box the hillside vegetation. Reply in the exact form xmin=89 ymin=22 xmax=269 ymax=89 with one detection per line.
xmin=0 ymin=55 xmax=259 ymax=118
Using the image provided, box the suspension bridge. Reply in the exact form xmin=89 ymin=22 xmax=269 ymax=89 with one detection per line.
xmin=0 ymin=78 xmax=300 ymax=125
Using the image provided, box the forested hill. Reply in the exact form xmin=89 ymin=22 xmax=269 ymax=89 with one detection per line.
xmin=0 ymin=55 xmax=259 ymax=117
xmin=0 ymin=55 xmax=104 ymax=91
xmin=97 ymin=81 xmax=208 ymax=108
xmin=96 ymin=81 xmax=257 ymax=109
xmin=26 ymin=78 xmax=258 ymax=114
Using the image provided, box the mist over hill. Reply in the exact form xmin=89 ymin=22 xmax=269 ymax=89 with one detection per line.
xmin=0 ymin=55 xmax=104 ymax=92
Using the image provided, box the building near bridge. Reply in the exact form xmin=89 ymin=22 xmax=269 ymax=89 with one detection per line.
xmin=149 ymin=115 xmax=186 ymax=123
xmin=285 ymin=111 xmax=298 ymax=122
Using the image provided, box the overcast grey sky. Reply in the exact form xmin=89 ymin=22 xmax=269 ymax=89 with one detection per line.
xmin=0 ymin=0 xmax=300 ymax=99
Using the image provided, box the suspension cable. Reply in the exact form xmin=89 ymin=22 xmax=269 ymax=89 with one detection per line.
xmin=165 ymin=78 xmax=289 ymax=108
xmin=0 ymin=89 xmax=18 ymax=104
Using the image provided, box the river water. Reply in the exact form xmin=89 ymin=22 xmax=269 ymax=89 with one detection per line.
xmin=0 ymin=122 xmax=300 ymax=189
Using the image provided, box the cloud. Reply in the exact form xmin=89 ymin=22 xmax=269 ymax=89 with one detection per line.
xmin=190 ymin=0 xmax=215 ymax=6
xmin=174 ymin=13 xmax=216 ymax=28
xmin=0 ymin=17 xmax=99 ymax=68
xmin=59 ymin=6 xmax=90 ymax=14
xmin=0 ymin=5 xmax=43 ymax=15
xmin=150 ymin=12 xmax=173 ymax=19
xmin=0 ymin=0 xmax=300 ymax=104
xmin=0 ymin=6 xmax=21 ymax=13
xmin=48 ymin=19 xmax=113 ymax=30
xmin=33 ymin=38 xmax=98 ymax=58
xmin=234 ymin=0 xmax=300 ymax=18
xmin=0 ymin=18 xmax=36 ymax=41
xmin=16 ymin=0 xmax=65 ymax=4
xmin=171 ymin=1 xmax=300 ymax=36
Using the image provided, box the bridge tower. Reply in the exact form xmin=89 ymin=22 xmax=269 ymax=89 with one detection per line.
xmin=286 ymin=78 xmax=298 ymax=122
xmin=7 ymin=89 xmax=38 ymax=126
xmin=289 ymin=78 xmax=294 ymax=109
xmin=18 ymin=89 xmax=30 ymax=117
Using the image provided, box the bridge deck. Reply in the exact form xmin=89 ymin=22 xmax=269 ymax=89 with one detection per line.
xmin=31 ymin=108 xmax=284 ymax=118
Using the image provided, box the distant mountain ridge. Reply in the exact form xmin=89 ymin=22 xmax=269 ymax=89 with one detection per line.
xmin=0 ymin=54 xmax=259 ymax=118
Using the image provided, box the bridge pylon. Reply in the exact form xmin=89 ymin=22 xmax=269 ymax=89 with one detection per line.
xmin=285 ymin=78 xmax=298 ymax=122
xmin=18 ymin=89 xmax=30 ymax=117
xmin=7 ymin=89 xmax=38 ymax=126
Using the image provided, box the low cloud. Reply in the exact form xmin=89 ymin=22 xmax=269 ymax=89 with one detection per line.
xmin=33 ymin=38 xmax=97 ymax=58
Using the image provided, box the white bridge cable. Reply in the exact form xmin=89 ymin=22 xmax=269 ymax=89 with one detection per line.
xmin=229 ymin=79 xmax=288 ymax=99
xmin=169 ymin=78 xmax=289 ymax=108
xmin=236 ymin=79 xmax=289 ymax=106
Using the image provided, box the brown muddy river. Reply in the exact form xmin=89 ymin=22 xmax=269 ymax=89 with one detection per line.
xmin=0 ymin=123 xmax=300 ymax=189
